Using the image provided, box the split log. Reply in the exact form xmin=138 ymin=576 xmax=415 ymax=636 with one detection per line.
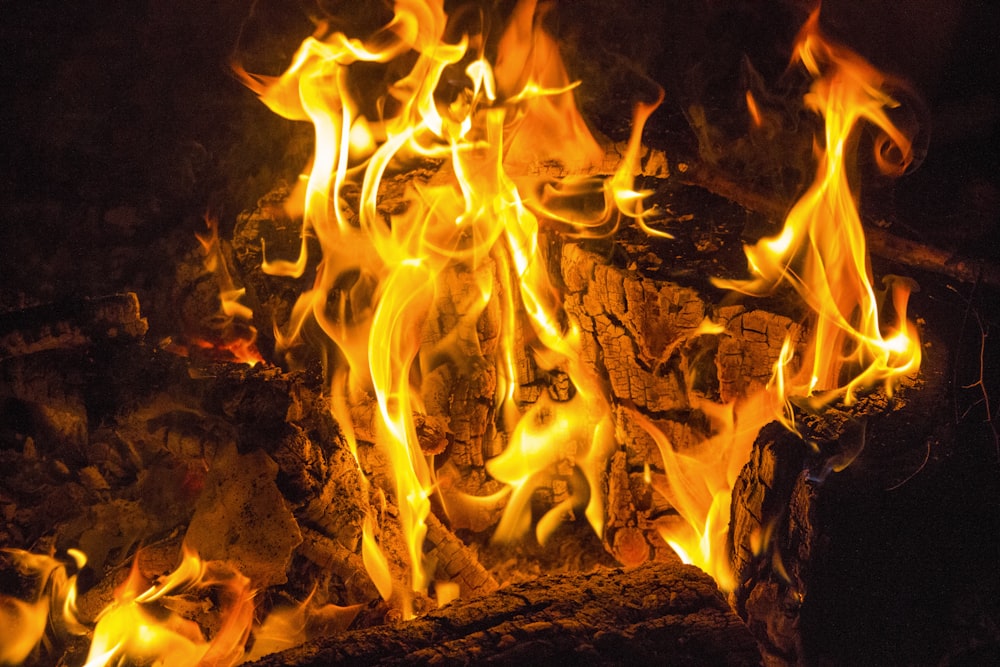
xmin=0 ymin=292 xmax=148 ymax=361
xmin=560 ymin=240 xmax=800 ymax=565
xmin=245 ymin=559 xmax=761 ymax=667
xmin=728 ymin=371 xmax=946 ymax=665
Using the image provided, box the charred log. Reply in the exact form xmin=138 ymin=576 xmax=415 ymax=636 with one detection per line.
xmin=0 ymin=293 xmax=148 ymax=362
xmin=245 ymin=559 xmax=761 ymax=667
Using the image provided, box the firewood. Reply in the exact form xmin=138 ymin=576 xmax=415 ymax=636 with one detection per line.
xmin=424 ymin=512 xmax=498 ymax=599
xmin=560 ymin=241 xmax=799 ymax=563
xmin=244 ymin=559 xmax=761 ymax=666
xmin=0 ymin=293 xmax=147 ymax=361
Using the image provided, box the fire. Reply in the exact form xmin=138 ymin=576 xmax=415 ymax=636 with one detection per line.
xmin=718 ymin=9 xmax=921 ymax=408
xmin=234 ymin=0 xmax=921 ymax=599
xmin=170 ymin=214 xmax=264 ymax=366
xmin=2 ymin=7 xmax=928 ymax=662
xmin=84 ymin=545 xmax=254 ymax=667
xmin=0 ymin=549 xmax=87 ymax=665
xmin=235 ymin=0 xmax=658 ymax=607
xmin=656 ymin=8 xmax=923 ymax=586
xmin=0 ymin=545 xmax=258 ymax=667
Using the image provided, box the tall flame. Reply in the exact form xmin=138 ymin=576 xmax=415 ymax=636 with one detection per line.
xmin=658 ymin=8 xmax=922 ymax=587
xmin=236 ymin=0 xmax=659 ymax=605
xmin=717 ymin=9 xmax=921 ymax=407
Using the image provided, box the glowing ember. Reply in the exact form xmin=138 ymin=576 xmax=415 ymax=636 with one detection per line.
xmin=169 ymin=214 xmax=265 ymax=366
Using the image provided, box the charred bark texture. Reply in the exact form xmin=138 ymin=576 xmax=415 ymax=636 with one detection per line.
xmin=560 ymin=241 xmax=800 ymax=566
xmin=245 ymin=560 xmax=761 ymax=667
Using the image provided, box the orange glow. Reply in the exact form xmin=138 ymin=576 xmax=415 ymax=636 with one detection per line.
xmin=190 ymin=214 xmax=265 ymax=366
xmin=745 ymin=90 xmax=763 ymax=128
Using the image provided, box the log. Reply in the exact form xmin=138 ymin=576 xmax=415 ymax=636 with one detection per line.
xmin=560 ymin=240 xmax=800 ymax=565
xmin=727 ymin=372 xmax=947 ymax=665
xmin=245 ymin=559 xmax=762 ymax=666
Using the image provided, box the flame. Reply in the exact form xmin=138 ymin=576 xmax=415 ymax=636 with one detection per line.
xmin=656 ymin=8 xmax=922 ymax=588
xmin=0 ymin=549 xmax=87 ymax=665
xmin=237 ymin=0 xmax=660 ymax=605
xmin=82 ymin=545 xmax=255 ymax=667
xmin=642 ymin=391 xmax=782 ymax=590
xmin=717 ymin=9 xmax=921 ymax=407
xmin=188 ymin=214 xmax=265 ymax=366
xmin=0 ymin=545 xmax=263 ymax=667
xmin=745 ymin=90 xmax=763 ymax=129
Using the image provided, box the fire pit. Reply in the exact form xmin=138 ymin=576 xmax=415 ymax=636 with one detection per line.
xmin=2 ymin=1 xmax=998 ymax=665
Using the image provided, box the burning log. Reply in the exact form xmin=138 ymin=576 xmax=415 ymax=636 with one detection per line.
xmin=559 ymin=237 xmax=801 ymax=571
xmin=244 ymin=559 xmax=761 ymax=667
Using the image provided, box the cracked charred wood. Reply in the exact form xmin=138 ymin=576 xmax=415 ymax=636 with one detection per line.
xmin=560 ymin=240 xmax=800 ymax=566
xmin=245 ymin=559 xmax=761 ymax=667
xmin=424 ymin=512 xmax=499 ymax=598
xmin=728 ymin=368 xmax=943 ymax=666
xmin=0 ymin=292 xmax=148 ymax=362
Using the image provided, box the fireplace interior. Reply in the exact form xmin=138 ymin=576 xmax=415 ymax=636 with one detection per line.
xmin=2 ymin=1 xmax=999 ymax=665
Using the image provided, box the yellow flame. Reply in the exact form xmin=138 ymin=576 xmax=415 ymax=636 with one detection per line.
xmin=657 ymin=8 xmax=923 ymax=588
xmin=0 ymin=545 xmax=269 ymax=667
xmin=237 ymin=0 xmax=663 ymax=602
xmin=83 ymin=544 xmax=254 ymax=667
xmin=0 ymin=549 xmax=87 ymax=665
xmin=716 ymin=9 xmax=921 ymax=406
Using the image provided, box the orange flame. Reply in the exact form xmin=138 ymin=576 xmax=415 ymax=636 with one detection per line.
xmin=237 ymin=0 xmax=661 ymax=606
xmin=0 ymin=546 xmax=261 ymax=667
xmin=657 ymin=8 xmax=923 ymax=588
xmin=718 ymin=9 xmax=921 ymax=408
xmin=83 ymin=545 xmax=255 ymax=667
xmin=0 ymin=549 xmax=87 ymax=665
xmin=745 ymin=90 xmax=763 ymax=129
xmin=190 ymin=214 xmax=265 ymax=366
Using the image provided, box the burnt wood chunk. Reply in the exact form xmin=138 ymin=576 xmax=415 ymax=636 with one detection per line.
xmin=0 ymin=292 xmax=148 ymax=361
xmin=245 ymin=560 xmax=761 ymax=666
